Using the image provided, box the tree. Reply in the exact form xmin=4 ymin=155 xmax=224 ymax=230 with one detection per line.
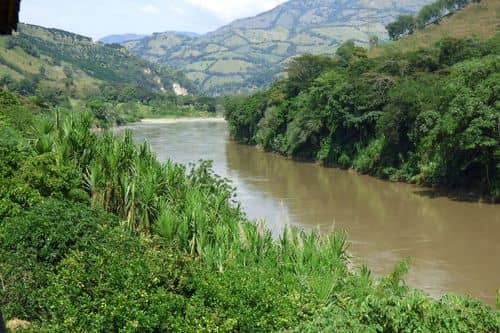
xmin=386 ymin=15 xmax=416 ymax=40
xmin=284 ymin=54 xmax=337 ymax=97
xmin=87 ymin=98 xmax=113 ymax=126
xmin=369 ymin=35 xmax=380 ymax=49
xmin=437 ymin=37 xmax=481 ymax=66
xmin=336 ymin=40 xmax=368 ymax=65
xmin=420 ymin=55 xmax=499 ymax=194
xmin=417 ymin=2 xmax=444 ymax=28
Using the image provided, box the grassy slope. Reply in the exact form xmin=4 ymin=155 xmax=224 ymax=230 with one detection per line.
xmin=370 ymin=0 xmax=499 ymax=56
xmin=0 ymin=24 xmax=194 ymax=98
xmin=0 ymin=36 xmax=101 ymax=98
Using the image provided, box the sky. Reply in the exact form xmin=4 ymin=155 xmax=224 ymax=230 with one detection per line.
xmin=20 ymin=0 xmax=288 ymax=40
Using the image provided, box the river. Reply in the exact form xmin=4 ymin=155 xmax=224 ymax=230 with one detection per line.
xmin=122 ymin=119 xmax=500 ymax=306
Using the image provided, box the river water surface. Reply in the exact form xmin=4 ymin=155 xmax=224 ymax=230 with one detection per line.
xmin=123 ymin=120 xmax=500 ymax=305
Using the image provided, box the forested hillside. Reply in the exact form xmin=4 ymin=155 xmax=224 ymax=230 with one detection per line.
xmin=225 ymin=32 xmax=500 ymax=201
xmin=0 ymin=24 xmax=219 ymax=125
xmin=0 ymin=24 xmax=195 ymax=101
xmin=123 ymin=0 xmax=435 ymax=95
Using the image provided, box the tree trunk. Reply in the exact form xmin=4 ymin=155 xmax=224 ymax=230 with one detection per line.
xmin=0 ymin=309 xmax=6 ymax=333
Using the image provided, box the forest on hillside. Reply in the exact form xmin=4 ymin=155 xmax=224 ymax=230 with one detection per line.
xmin=0 ymin=24 xmax=218 ymax=126
xmin=386 ymin=0 xmax=481 ymax=40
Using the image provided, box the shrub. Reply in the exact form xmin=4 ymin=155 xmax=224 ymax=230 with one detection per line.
xmin=38 ymin=232 xmax=189 ymax=332
xmin=18 ymin=152 xmax=82 ymax=198
xmin=0 ymin=200 xmax=119 ymax=319
xmin=353 ymin=138 xmax=384 ymax=173
xmin=184 ymin=263 xmax=322 ymax=332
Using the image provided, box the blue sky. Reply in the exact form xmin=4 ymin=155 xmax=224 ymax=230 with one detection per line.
xmin=20 ymin=0 xmax=287 ymax=40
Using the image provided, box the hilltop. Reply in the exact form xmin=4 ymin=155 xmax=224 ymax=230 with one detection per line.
xmin=370 ymin=0 xmax=500 ymax=56
xmin=99 ymin=31 xmax=200 ymax=45
xmin=0 ymin=24 xmax=195 ymax=101
xmin=99 ymin=33 xmax=147 ymax=44
xmin=123 ymin=0 xmax=434 ymax=95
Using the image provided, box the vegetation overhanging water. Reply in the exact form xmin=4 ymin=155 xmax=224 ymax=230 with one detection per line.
xmin=224 ymin=34 xmax=500 ymax=202
xmin=125 ymin=120 xmax=500 ymax=306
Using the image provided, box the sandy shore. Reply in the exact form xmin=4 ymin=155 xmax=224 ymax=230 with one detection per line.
xmin=140 ymin=117 xmax=226 ymax=124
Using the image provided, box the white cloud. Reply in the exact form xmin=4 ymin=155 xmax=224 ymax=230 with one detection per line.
xmin=171 ymin=5 xmax=186 ymax=15
xmin=185 ymin=0 xmax=287 ymax=21
xmin=140 ymin=4 xmax=161 ymax=15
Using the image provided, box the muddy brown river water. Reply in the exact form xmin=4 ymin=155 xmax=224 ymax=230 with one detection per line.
xmin=123 ymin=120 xmax=500 ymax=306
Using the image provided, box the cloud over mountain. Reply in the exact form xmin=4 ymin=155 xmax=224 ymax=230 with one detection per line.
xmin=185 ymin=0 xmax=287 ymax=21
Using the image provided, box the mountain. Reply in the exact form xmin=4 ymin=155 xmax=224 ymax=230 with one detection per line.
xmin=171 ymin=31 xmax=200 ymax=38
xmin=123 ymin=0 xmax=435 ymax=95
xmin=99 ymin=33 xmax=147 ymax=44
xmin=100 ymin=32 xmax=199 ymax=45
xmin=0 ymin=24 xmax=195 ymax=99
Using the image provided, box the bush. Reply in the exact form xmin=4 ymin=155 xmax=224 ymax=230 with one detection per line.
xmin=184 ymin=263 xmax=321 ymax=332
xmin=0 ymin=89 xmax=42 ymax=133
xmin=0 ymin=200 xmax=119 ymax=319
xmin=291 ymin=262 xmax=500 ymax=333
xmin=353 ymin=138 xmax=384 ymax=173
xmin=0 ymin=125 xmax=42 ymax=218
xmin=38 ymin=231 xmax=189 ymax=332
xmin=18 ymin=152 xmax=82 ymax=198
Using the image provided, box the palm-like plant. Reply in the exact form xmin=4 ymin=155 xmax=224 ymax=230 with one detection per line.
xmin=49 ymin=112 xmax=351 ymax=301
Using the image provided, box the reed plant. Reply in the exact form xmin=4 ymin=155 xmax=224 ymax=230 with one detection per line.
xmin=39 ymin=112 xmax=352 ymax=298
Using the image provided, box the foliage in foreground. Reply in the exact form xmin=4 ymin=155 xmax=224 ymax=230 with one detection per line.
xmin=0 ymin=90 xmax=498 ymax=332
xmin=224 ymin=35 xmax=500 ymax=201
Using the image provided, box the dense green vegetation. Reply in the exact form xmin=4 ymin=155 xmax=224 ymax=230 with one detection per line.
xmin=123 ymin=0 xmax=433 ymax=95
xmin=1 ymin=83 xmax=499 ymax=331
xmin=224 ymin=34 xmax=500 ymax=201
xmin=387 ymin=0 xmax=480 ymax=40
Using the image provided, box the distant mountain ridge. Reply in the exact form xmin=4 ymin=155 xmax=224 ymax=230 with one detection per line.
xmin=99 ymin=34 xmax=147 ymax=44
xmin=171 ymin=31 xmax=200 ymax=38
xmin=123 ymin=0 xmax=435 ymax=95
xmin=100 ymin=31 xmax=200 ymax=45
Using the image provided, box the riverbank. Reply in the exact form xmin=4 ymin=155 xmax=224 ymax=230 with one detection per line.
xmin=123 ymin=120 xmax=500 ymax=305
xmin=223 ymin=35 xmax=499 ymax=203
xmin=140 ymin=117 xmax=226 ymax=124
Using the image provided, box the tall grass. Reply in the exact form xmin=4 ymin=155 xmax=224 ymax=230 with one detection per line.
xmin=42 ymin=112 xmax=352 ymax=299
